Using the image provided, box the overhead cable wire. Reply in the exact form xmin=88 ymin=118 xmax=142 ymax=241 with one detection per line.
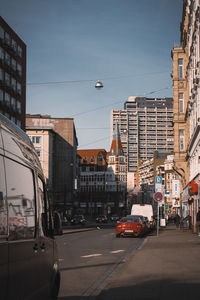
xmin=68 ymin=85 xmax=173 ymax=118
xmin=26 ymin=70 xmax=170 ymax=86
xmin=79 ymin=136 xmax=110 ymax=148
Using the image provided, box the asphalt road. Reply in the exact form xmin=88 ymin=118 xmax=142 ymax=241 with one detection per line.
xmin=56 ymin=227 xmax=144 ymax=300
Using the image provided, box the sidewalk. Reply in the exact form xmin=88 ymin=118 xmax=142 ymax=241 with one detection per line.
xmin=96 ymin=224 xmax=200 ymax=300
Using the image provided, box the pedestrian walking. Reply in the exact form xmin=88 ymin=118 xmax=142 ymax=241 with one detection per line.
xmin=175 ymin=214 xmax=180 ymax=228
xmin=196 ymin=207 xmax=200 ymax=236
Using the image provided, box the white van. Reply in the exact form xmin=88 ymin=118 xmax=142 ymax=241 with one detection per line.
xmin=131 ymin=204 xmax=155 ymax=230
xmin=0 ymin=113 xmax=60 ymax=300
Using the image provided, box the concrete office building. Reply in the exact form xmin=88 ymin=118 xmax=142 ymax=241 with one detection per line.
xmin=0 ymin=16 xmax=26 ymax=130
xmin=111 ymin=96 xmax=174 ymax=174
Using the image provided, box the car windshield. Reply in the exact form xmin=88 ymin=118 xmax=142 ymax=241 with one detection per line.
xmin=120 ymin=217 xmax=139 ymax=223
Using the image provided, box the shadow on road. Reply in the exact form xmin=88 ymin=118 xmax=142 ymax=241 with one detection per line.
xmin=58 ymin=278 xmax=200 ymax=299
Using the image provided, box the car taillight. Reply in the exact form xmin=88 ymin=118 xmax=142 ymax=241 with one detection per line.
xmin=136 ymin=224 xmax=141 ymax=231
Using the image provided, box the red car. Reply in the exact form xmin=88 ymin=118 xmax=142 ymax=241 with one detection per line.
xmin=116 ymin=216 xmax=146 ymax=238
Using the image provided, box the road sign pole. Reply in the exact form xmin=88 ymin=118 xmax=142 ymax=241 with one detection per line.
xmin=157 ymin=203 xmax=159 ymax=236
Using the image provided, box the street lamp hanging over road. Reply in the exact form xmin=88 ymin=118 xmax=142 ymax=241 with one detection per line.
xmin=95 ymin=80 xmax=103 ymax=89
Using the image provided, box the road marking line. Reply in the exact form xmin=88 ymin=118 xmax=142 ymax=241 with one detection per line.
xmin=110 ymin=250 xmax=125 ymax=254
xmin=58 ymin=258 xmax=64 ymax=261
xmin=81 ymin=254 xmax=102 ymax=258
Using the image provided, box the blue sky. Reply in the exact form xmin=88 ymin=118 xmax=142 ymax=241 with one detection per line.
xmin=1 ymin=0 xmax=183 ymax=150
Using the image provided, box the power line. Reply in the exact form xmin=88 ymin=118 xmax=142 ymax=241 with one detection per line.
xmin=26 ymin=70 xmax=170 ymax=86
xmin=77 ymin=127 xmax=110 ymax=130
xmin=68 ymin=85 xmax=173 ymax=118
xmin=79 ymin=136 xmax=110 ymax=148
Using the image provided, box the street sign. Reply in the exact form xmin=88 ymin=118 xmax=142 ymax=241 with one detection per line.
xmin=153 ymin=192 xmax=163 ymax=202
xmin=172 ymin=180 xmax=180 ymax=198
xmin=155 ymin=176 xmax=163 ymax=193
xmin=155 ymin=176 xmax=162 ymax=184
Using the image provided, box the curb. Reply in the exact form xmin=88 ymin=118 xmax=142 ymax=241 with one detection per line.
xmin=63 ymin=227 xmax=98 ymax=235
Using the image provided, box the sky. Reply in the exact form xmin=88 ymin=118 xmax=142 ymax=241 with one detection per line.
xmin=1 ymin=0 xmax=183 ymax=151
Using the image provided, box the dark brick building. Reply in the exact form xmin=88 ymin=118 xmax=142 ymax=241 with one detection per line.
xmin=0 ymin=16 xmax=26 ymax=130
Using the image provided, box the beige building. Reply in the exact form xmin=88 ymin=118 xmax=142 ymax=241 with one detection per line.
xmin=171 ymin=0 xmax=190 ymax=190
xmin=26 ymin=114 xmax=78 ymax=213
xmin=172 ymin=0 xmax=200 ymax=228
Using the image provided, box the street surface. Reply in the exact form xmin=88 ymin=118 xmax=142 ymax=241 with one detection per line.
xmin=56 ymin=226 xmax=144 ymax=299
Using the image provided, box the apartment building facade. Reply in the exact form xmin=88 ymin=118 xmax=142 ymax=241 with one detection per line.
xmin=171 ymin=0 xmax=190 ymax=189
xmin=187 ymin=0 xmax=200 ymax=182
xmin=171 ymin=0 xmax=200 ymax=230
xmin=0 ymin=16 xmax=26 ymax=130
xmin=77 ymin=125 xmax=127 ymax=216
xmin=111 ymin=96 xmax=174 ymax=174
xmin=26 ymin=114 xmax=79 ymax=213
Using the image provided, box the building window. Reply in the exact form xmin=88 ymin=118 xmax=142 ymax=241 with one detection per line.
xmin=17 ymin=45 xmax=22 ymax=58
xmin=119 ymin=156 xmax=124 ymax=162
xmin=5 ymin=73 xmax=10 ymax=86
xmin=82 ymin=157 xmax=87 ymax=164
xmin=5 ymin=93 xmax=10 ymax=106
xmin=0 ymin=26 xmax=4 ymax=39
xmin=178 ymin=58 xmax=183 ymax=79
xmin=11 ymin=39 xmax=17 ymax=51
xmin=32 ymin=136 xmax=41 ymax=144
xmin=0 ymin=68 xmax=3 ymax=81
xmin=178 ymin=93 xmax=184 ymax=113
xmin=109 ymin=156 xmax=115 ymax=162
xmin=17 ymin=82 xmax=21 ymax=95
xmin=11 ymin=58 xmax=16 ymax=71
xmin=17 ymin=64 xmax=22 ymax=77
xmin=0 ymin=89 xmax=3 ymax=102
xmin=179 ymin=129 xmax=184 ymax=151
xmin=90 ymin=156 xmax=95 ymax=163
xmin=11 ymin=97 xmax=16 ymax=110
xmin=97 ymin=153 xmax=103 ymax=165
xmin=5 ymin=32 xmax=10 ymax=45
xmin=5 ymin=52 xmax=10 ymax=66
xmin=17 ymin=101 xmax=21 ymax=113
xmin=11 ymin=77 xmax=16 ymax=91
xmin=0 ymin=47 xmax=3 ymax=59
xmin=36 ymin=150 xmax=41 ymax=157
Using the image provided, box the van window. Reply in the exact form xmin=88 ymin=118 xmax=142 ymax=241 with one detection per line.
xmin=0 ymin=157 xmax=7 ymax=237
xmin=38 ymin=176 xmax=51 ymax=237
xmin=5 ymin=158 xmax=36 ymax=240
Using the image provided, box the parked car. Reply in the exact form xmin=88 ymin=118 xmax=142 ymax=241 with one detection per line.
xmin=0 ymin=113 xmax=60 ymax=300
xmin=71 ymin=215 xmax=86 ymax=225
xmin=96 ymin=215 xmax=108 ymax=223
xmin=110 ymin=214 xmax=120 ymax=222
xmin=116 ymin=216 xmax=147 ymax=238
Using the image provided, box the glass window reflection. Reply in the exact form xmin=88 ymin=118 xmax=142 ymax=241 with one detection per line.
xmin=5 ymin=158 xmax=36 ymax=240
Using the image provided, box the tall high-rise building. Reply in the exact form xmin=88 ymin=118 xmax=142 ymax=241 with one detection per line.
xmin=111 ymin=96 xmax=174 ymax=173
xmin=0 ymin=16 xmax=26 ymax=130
